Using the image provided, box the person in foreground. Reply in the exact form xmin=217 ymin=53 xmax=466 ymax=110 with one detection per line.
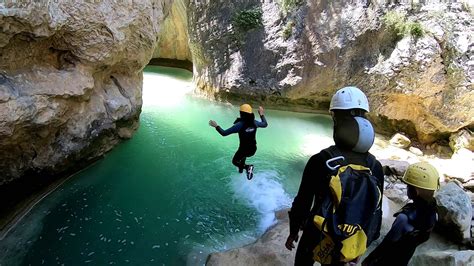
xmin=285 ymin=86 xmax=384 ymax=265
xmin=362 ymin=162 xmax=439 ymax=266
xmin=209 ymin=104 xmax=267 ymax=180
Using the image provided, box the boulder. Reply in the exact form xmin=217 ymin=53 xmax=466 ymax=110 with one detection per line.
xmin=389 ymin=133 xmax=412 ymax=149
xmin=435 ymin=182 xmax=473 ymax=242
xmin=380 ymin=159 xmax=410 ymax=176
xmin=410 ymin=250 xmax=474 ymax=266
xmin=449 ymin=129 xmax=474 ymax=153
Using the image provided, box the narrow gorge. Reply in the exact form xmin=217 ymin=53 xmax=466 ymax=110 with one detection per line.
xmin=1 ymin=1 xmax=473 ymax=265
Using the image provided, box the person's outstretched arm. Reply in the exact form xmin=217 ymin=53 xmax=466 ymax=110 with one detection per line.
xmin=255 ymin=106 xmax=268 ymax=128
xmin=209 ymin=120 xmax=242 ymax=136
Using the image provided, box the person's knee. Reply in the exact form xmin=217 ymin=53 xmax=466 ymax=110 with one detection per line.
xmin=232 ymin=158 xmax=240 ymax=166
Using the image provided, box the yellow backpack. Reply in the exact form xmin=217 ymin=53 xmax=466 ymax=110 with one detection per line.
xmin=313 ymin=148 xmax=382 ymax=264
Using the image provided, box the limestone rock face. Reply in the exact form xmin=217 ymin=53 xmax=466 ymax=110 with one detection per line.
xmin=0 ymin=0 xmax=171 ymax=184
xmin=154 ymin=0 xmax=191 ymax=61
xmin=188 ymin=1 xmax=473 ymax=144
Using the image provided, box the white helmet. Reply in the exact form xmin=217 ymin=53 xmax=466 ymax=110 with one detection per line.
xmin=329 ymin=86 xmax=369 ymax=112
xmin=352 ymin=117 xmax=375 ymax=153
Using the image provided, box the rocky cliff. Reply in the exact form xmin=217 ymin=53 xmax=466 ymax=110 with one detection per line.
xmin=1 ymin=0 xmax=472 ymax=209
xmin=186 ymin=1 xmax=473 ymax=144
xmin=0 ymin=0 xmax=171 ymax=186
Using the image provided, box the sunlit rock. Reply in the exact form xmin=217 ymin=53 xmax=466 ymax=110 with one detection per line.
xmin=0 ymin=0 xmax=172 ymax=184
xmin=188 ymin=1 xmax=473 ymax=144
xmin=154 ymin=0 xmax=192 ymax=61
xmin=389 ymin=133 xmax=412 ymax=149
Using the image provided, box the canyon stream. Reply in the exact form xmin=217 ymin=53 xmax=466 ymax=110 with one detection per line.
xmin=1 ymin=66 xmax=334 ymax=265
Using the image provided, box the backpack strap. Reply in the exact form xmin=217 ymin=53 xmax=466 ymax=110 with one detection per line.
xmin=322 ymin=146 xmax=347 ymax=171
xmin=324 ymin=145 xmax=376 ymax=173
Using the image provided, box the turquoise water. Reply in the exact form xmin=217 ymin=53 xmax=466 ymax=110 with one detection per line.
xmin=0 ymin=66 xmax=333 ymax=265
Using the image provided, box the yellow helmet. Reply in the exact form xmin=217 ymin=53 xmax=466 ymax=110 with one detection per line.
xmin=402 ymin=162 xmax=440 ymax=191
xmin=240 ymin=104 xmax=252 ymax=113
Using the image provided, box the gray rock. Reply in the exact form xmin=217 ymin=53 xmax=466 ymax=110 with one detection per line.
xmin=409 ymin=250 xmax=474 ymax=266
xmin=380 ymin=159 xmax=410 ymax=176
xmin=384 ymin=188 xmax=409 ymax=204
xmin=435 ymin=182 xmax=473 ymax=242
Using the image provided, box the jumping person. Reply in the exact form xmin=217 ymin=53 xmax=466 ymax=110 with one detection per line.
xmin=362 ymin=162 xmax=439 ymax=266
xmin=285 ymin=86 xmax=384 ymax=265
xmin=209 ymin=104 xmax=267 ymax=180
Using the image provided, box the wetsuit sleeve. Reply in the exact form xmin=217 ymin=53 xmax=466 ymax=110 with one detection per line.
xmin=373 ymin=159 xmax=384 ymax=195
xmin=289 ymin=153 xmax=326 ymax=236
xmin=384 ymin=213 xmax=413 ymax=242
xmin=368 ymin=157 xmax=385 ymax=243
xmin=255 ymin=115 xmax=268 ymax=128
xmin=215 ymin=122 xmax=242 ymax=136
xmin=362 ymin=213 xmax=412 ymax=265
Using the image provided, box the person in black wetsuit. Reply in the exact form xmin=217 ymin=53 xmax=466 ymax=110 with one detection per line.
xmin=285 ymin=86 xmax=384 ymax=266
xmin=209 ymin=104 xmax=268 ymax=180
xmin=362 ymin=162 xmax=439 ymax=266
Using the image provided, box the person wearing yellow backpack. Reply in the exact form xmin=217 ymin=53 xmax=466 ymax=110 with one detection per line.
xmin=285 ymin=86 xmax=384 ymax=265
xmin=362 ymin=162 xmax=439 ymax=266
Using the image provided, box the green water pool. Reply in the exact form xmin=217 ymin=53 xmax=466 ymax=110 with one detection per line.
xmin=0 ymin=66 xmax=333 ymax=265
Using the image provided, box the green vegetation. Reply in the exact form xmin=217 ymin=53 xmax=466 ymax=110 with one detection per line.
xmin=408 ymin=22 xmax=423 ymax=38
xmin=383 ymin=12 xmax=407 ymax=39
xmin=232 ymin=8 xmax=263 ymax=32
xmin=383 ymin=11 xmax=425 ymax=40
xmin=282 ymin=20 xmax=295 ymax=40
xmin=279 ymin=0 xmax=303 ymax=15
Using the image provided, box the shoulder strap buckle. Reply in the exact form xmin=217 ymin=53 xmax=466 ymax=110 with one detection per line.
xmin=326 ymin=156 xmax=345 ymax=171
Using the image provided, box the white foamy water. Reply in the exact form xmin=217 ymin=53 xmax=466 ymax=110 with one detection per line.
xmin=229 ymin=170 xmax=292 ymax=232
